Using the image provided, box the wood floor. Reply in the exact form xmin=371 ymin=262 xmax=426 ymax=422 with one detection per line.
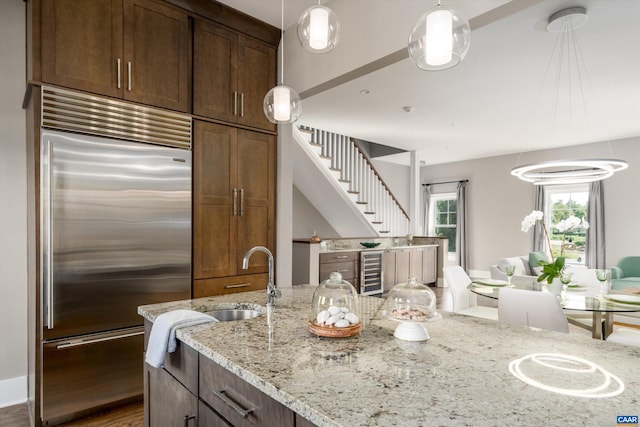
xmin=0 ymin=401 xmax=143 ymax=427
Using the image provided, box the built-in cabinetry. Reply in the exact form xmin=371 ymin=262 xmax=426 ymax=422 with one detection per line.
xmin=194 ymin=20 xmax=276 ymax=131
xmin=41 ymin=0 xmax=191 ymax=112
xmin=193 ymin=121 xmax=275 ymax=297
xmin=143 ymin=321 xmax=305 ymax=427
xmin=319 ymin=251 xmax=359 ymax=291
xmin=383 ymin=246 xmax=437 ymax=292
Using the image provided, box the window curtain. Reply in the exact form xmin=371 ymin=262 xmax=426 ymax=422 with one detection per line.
xmin=586 ymin=181 xmax=605 ymax=268
xmin=422 ymin=184 xmax=431 ymax=235
xmin=532 ymin=185 xmax=546 ymax=252
xmin=456 ymin=181 xmax=468 ymax=271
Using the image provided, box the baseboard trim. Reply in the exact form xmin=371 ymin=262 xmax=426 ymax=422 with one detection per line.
xmin=0 ymin=375 xmax=27 ymax=408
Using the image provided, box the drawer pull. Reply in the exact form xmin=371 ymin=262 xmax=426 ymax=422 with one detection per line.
xmin=334 ymin=255 xmax=349 ymax=259
xmin=214 ymin=389 xmax=254 ymax=419
xmin=184 ymin=414 xmax=196 ymax=427
xmin=224 ymin=283 xmax=250 ymax=289
xmin=338 ymin=269 xmax=350 ymax=273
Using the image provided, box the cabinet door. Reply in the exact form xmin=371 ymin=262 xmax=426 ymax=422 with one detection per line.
xmin=193 ymin=121 xmax=238 ymax=279
xmin=395 ymin=249 xmax=411 ymax=284
xmin=123 ymin=0 xmax=190 ymax=112
xmin=145 ymin=364 xmax=198 ymax=427
xmin=410 ymin=248 xmax=423 ymax=279
xmin=193 ymin=20 xmax=238 ymax=122
xmin=422 ymin=246 xmax=438 ymax=284
xmin=41 ymin=0 xmax=123 ymax=98
xmin=237 ymin=37 xmax=276 ymax=131
xmin=236 ymin=130 xmax=275 ymax=275
xmin=382 ymin=250 xmax=396 ymax=292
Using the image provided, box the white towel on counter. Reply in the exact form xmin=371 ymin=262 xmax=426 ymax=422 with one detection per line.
xmin=145 ymin=309 xmax=217 ymax=368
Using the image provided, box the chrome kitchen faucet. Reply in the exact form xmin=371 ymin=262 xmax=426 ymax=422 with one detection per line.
xmin=242 ymin=246 xmax=280 ymax=306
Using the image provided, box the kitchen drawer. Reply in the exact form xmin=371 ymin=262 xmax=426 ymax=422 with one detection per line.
xmin=199 ymin=355 xmax=294 ymax=427
xmin=193 ymin=274 xmax=268 ymax=298
xmin=320 ymin=261 xmax=357 ymax=282
xmin=320 ymin=251 xmax=359 ymax=264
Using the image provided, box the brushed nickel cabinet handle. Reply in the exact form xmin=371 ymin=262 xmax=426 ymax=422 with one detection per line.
xmin=233 ymin=91 xmax=238 ymax=116
xmin=127 ymin=61 xmax=132 ymax=91
xmin=224 ymin=283 xmax=249 ymax=289
xmin=214 ymin=389 xmax=254 ymax=419
xmin=233 ymin=188 xmax=238 ymax=216
xmin=334 ymin=255 xmax=349 ymax=259
xmin=239 ymin=188 xmax=244 ymax=217
xmin=56 ymin=330 xmax=144 ymax=349
xmin=46 ymin=141 xmax=54 ymax=329
xmin=240 ymin=93 xmax=244 ymax=117
xmin=183 ymin=414 xmax=196 ymax=427
xmin=117 ymin=58 xmax=121 ymax=89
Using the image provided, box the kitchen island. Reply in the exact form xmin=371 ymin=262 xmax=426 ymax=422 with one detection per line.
xmin=139 ymin=286 xmax=640 ymax=426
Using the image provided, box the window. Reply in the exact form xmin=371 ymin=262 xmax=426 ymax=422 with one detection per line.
xmin=428 ymin=193 xmax=457 ymax=254
xmin=545 ymin=185 xmax=589 ymax=263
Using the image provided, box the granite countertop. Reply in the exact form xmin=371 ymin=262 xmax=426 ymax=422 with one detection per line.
xmin=138 ymin=286 xmax=640 ymax=427
xmin=320 ymin=244 xmax=438 ymax=253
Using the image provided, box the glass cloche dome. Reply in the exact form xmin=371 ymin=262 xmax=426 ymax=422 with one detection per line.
xmin=385 ymin=277 xmax=440 ymax=341
xmin=309 ymin=272 xmax=361 ymax=338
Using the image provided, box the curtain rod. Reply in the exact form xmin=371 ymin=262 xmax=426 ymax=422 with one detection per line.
xmin=422 ymin=179 xmax=468 ymax=186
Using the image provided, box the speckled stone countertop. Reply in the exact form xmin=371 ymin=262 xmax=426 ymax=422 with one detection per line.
xmin=138 ymin=286 xmax=640 ymax=427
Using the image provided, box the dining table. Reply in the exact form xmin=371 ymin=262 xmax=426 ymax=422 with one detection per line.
xmin=468 ymin=278 xmax=640 ymax=339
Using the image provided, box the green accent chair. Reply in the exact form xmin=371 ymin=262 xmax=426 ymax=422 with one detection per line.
xmin=610 ymin=256 xmax=640 ymax=290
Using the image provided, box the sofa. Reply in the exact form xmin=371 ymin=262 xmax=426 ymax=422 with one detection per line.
xmin=489 ymin=252 xmax=550 ymax=284
xmin=611 ymin=256 xmax=640 ymax=290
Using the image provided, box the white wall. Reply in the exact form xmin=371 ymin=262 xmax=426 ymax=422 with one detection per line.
xmin=421 ymin=138 xmax=640 ymax=275
xmin=370 ymin=159 xmax=410 ymax=211
xmin=292 ymin=185 xmax=340 ymax=239
xmin=0 ymin=0 xmax=28 ymax=407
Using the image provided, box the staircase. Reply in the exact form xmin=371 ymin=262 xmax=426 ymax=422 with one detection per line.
xmin=293 ymin=125 xmax=410 ymax=236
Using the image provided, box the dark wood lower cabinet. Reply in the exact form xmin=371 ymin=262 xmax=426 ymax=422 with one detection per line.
xmin=145 ymin=363 xmax=198 ymax=427
xmin=144 ymin=323 xmax=317 ymax=427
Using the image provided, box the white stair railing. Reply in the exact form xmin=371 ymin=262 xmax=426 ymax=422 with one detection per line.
xmin=297 ymin=125 xmax=410 ymax=236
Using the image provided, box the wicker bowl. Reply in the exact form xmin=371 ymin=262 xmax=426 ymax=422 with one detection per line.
xmin=308 ymin=320 xmax=362 ymax=338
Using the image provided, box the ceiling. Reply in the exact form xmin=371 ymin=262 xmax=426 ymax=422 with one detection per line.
xmin=218 ymin=0 xmax=640 ymax=166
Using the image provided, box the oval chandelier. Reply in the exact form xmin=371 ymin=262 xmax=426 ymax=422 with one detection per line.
xmin=512 ymin=7 xmax=629 ymax=185
xmin=264 ymin=0 xmax=302 ymax=124
xmin=408 ymin=0 xmax=471 ymax=71
xmin=511 ymin=159 xmax=629 ymax=186
xmin=297 ymin=2 xmax=340 ymax=54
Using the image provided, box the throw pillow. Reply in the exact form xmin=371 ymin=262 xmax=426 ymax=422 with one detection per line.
xmin=498 ymin=257 xmax=527 ymax=276
xmin=529 ymin=251 xmax=549 ymax=276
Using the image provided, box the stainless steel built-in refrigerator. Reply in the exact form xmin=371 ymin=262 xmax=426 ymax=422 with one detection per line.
xmin=40 ymin=129 xmax=191 ymax=424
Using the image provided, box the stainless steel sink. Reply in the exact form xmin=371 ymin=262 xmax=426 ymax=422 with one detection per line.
xmin=207 ymin=308 xmax=263 ymax=322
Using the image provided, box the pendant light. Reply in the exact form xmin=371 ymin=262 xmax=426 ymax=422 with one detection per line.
xmin=511 ymin=7 xmax=628 ymax=185
xmin=408 ymin=0 xmax=470 ymax=71
xmin=264 ymin=0 xmax=302 ymax=124
xmin=297 ymin=1 xmax=340 ymax=54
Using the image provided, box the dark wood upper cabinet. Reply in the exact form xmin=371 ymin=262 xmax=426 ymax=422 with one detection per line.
xmin=194 ymin=20 xmax=276 ymax=132
xmin=123 ymin=0 xmax=191 ymax=112
xmin=193 ymin=121 xmax=275 ymax=284
xmin=41 ymin=0 xmax=124 ymax=98
xmin=40 ymin=0 xmax=191 ymax=113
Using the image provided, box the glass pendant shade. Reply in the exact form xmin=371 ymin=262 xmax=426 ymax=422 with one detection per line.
xmin=408 ymin=4 xmax=470 ymax=71
xmin=263 ymin=85 xmax=302 ymax=124
xmin=297 ymin=5 xmax=340 ymax=53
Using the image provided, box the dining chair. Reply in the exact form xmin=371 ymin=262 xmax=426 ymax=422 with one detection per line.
xmin=607 ymin=327 xmax=640 ymax=347
xmin=498 ymin=287 xmax=569 ymax=333
xmin=443 ymin=266 xmax=498 ymax=321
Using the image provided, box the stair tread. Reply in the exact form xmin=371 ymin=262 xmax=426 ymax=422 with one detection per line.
xmin=347 ymin=190 xmax=359 ymax=194
xmin=338 ymin=179 xmax=350 ymax=183
xmin=298 ymin=127 xmax=314 ymax=134
xmin=379 ymin=230 xmax=391 ymax=233
xmin=309 ymin=142 xmax=322 ymax=147
xmin=364 ymin=211 xmax=375 ymax=215
xmin=319 ymin=155 xmax=332 ymax=160
xmin=371 ymin=221 xmax=383 ymax=224
xmin=356 ymin=201 xmax=367 ymax=205
xmin=329 ymin=167 xmax=341 ymax=172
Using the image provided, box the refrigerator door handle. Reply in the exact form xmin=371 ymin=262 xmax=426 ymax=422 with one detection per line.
xmin=43 ymin=140 xmax=55 ymax=329
xmin=55 ymin=329 xmax=144 ymax=350
xmin=240 ymin=188 xmax=244 ymax=217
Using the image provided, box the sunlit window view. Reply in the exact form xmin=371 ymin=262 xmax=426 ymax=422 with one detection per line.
xmin=546 ymin=186 xmax=589 ymax=263
xmin=430 ymin=194 xmax=457 ymax=254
